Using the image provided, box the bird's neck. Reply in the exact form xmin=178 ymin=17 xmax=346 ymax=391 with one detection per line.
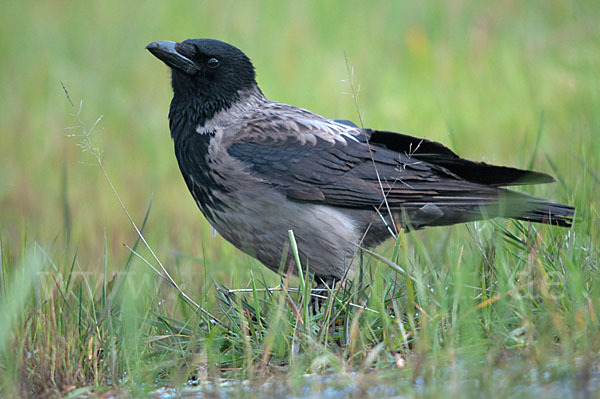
xmin=168 ymin=85 xmax=265 ymax=140
xmin=168 ymin=95 xmax=224 ymax=139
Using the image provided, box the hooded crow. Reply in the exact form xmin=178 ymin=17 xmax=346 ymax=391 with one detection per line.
xmin=146 ymin=38 xmax=574 ymax=285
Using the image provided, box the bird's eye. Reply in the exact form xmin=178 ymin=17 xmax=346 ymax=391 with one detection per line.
xmin=207 ymin=58 xmax=220 ymax=68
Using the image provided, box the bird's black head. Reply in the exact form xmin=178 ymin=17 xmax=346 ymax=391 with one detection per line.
xmin=146 ymin=38 xmax=257 ymax=128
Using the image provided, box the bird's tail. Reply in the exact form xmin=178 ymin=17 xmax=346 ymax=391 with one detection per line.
xmin=397 ymin=189 xmax=575 ymax=229
xmin=473 ymin=189 xmax=574 ymax=228
xmin=507 ymin=195 xmax=575 ymax=228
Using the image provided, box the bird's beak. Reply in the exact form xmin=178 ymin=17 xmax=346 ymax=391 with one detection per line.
xmin=146 ymin=41 xmax=198 ymax=75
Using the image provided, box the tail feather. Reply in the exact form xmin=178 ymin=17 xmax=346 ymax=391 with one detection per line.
xmin=512 ymin=201 xmax=575 ymax=227
xmin=400 ymin=189 xmax=575 ymax=229
xmin=493 ymin=189 xmax=574 ymax=227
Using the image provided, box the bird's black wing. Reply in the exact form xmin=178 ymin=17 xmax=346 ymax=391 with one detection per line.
xmin=226 ymin=117 xmax=574 ymax=227
xmin=363 ymin=130 xmax=554 ymax=186
xmin=227 ymin=122 xmax=537 ymax=210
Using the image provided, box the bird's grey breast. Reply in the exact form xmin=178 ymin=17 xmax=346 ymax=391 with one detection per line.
xmin=185 ymin=113 xmax=362 ymax=276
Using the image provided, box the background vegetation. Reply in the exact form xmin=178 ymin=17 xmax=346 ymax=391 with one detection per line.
xmin=0 ymin=1 xmax=598 ymax=397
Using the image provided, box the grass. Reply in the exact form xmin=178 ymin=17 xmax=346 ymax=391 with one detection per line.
xmin=1 ymin=1 xmax=599 ymax=397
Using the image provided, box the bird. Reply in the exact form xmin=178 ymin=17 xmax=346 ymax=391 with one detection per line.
xmin=146 ymin=38 xmax=575 ymax=287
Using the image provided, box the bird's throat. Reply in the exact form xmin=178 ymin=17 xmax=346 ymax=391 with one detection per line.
xmin=168 ymin=95 xmax=227 ymax=139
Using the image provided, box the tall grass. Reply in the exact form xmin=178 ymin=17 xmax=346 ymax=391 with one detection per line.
xmin=0 ymin=1 xmax=598 ymax=397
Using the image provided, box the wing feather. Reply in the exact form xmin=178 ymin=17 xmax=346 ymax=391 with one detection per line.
xmin=226 ymin=119 xmax=510 ymax=211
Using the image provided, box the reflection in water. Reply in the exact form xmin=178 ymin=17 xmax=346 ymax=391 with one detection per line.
xmin=151 ymin=366 xmax=599 ymax=399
